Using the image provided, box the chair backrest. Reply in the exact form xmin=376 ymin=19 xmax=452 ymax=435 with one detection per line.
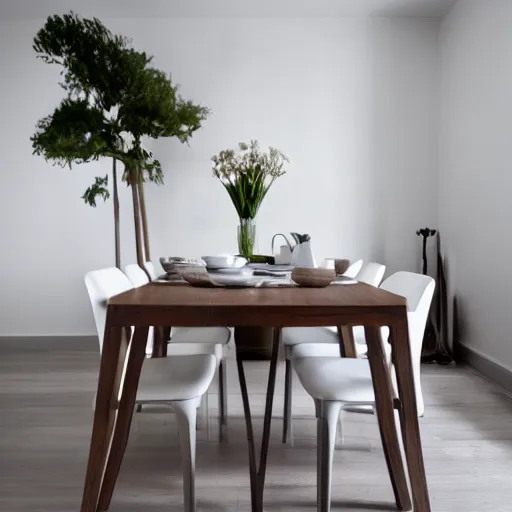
xmin=124 ymin=264 xmax=150 ymax=287
xmin=380 ymin=271 xmax=435 ymax=316
xmin=355 ymin=262 xmax=386 ymax=286
xmin=84 ymin=268 xmax=134 ymax=351
xmin=379 ymin=271 xmax=435 ymax=416
xmin=143 ymin=261 xmax=157 ymax=281
xmin=343 ymin=259 xmax=363 ymax=278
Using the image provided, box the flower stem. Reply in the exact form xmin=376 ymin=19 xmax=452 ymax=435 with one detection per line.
xmin=238 ymin=218 xmax=256 ymax=258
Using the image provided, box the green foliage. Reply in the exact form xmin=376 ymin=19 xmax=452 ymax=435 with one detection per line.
xmin=82 ymin=175 xmax=110 ymax=206
xmin=32 ymin=98 xmax=111 ymax=167
xmin=33 ymin=12 xmax=134 ymax=109
xmin=212 ymin=140 xmax=289 ymax=219
xmin=31 ymin=12 xmax=209 ymax=206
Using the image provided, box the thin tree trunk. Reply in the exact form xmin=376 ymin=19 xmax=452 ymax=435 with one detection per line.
xmin=422 ymin=237 xmax=428 ymax=275
xmin=112 ymin=159 xmax=121 ymax=269
xmin=130 ymin=169 xmax=144 ymax=269
xmin=138 ymin=180 xmax=151 ymax=263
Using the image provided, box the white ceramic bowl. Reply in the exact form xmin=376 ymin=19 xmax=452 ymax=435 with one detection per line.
xmin=201 ymin=255 xmax=247 ymax=269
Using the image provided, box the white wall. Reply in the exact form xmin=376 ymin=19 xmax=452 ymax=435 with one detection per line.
xmin=0 ymin=17 xmax=439 ymax=335
xmin=369 ymin=19 xmax=439 ymax=275
xmin=439 ymin=0 xmax=512 ymax=367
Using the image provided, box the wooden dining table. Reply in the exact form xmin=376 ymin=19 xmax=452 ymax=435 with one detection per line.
xmin=80 ymin=281 xmax=431 ymax=512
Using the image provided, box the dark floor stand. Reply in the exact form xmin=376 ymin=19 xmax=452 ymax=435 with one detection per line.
xmin=416 ymin=229 xmax=453 ymax=365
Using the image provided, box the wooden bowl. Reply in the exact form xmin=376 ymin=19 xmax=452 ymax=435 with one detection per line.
xmin=182 ymin=272 xmax=217 ymax=287
xmin=333 ymin=259 xmax=350 ymax=276
xmin=291 ymin=267 xmax=336 ymax=288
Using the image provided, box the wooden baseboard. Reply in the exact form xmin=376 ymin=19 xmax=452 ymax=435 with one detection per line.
xmin=0 ymin=336 xmax=97 ymax=352
xmin=455 ymin=341 xmax=512 ymax=396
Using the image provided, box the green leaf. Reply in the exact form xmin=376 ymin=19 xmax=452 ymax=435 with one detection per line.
xmin=82 ymin=175 xmax=110 ymax=206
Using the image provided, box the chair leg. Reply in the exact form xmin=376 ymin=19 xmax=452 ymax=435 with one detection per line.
xmin=173 ymin=397 xmax=201 ymax=512
xmin=316 ymin=401 xmax=323 ymax=509
xmin=316 ymin=400 xmax=343 ymax=512
xmin=218 ymin=359 xmax=228 ymax=426
xmin=282 ymin=358 xmax=293 ymax=444
xmin=198 ymin=392 xmax=210 ymax=441
xmin=335 ymin=408 xmax=344 ymax=449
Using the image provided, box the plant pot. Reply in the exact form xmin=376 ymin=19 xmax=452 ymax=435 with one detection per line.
xmin=234 ymin=326 xmax=276 ymax=360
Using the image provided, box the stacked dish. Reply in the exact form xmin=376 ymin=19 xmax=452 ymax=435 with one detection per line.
xmin=201 ymin=255 xmax=249 ymax=274
xmin=159 ymin=257 xmax=206 ymax=279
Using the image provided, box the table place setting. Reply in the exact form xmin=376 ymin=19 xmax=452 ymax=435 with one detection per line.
xmin=156 ymin=254 xmax=356 ymax=288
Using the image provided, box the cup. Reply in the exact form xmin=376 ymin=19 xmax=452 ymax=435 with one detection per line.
xmin=334 ymin=259 xmax=350 ymax=276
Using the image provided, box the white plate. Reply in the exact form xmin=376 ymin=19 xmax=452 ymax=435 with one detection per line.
xmin=248 ymin=263 xmax=294 ymax=271
xmin=209 ymin=267 xmax=253 ymax=275
xmin=207 ymin=264 xmax=246 ymax=271
xmin=331 ymin=278 xmax=357 ymax=285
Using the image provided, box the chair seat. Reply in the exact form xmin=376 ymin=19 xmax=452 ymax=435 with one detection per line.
xmin=293 ymin=356 xmax=377 ymax=403
xmin=171 ymin=327 xmax=231 ymax=345
xmin=136 ymin=354 xmax=216 ymax=403
xmin=291 ymin=340 xmax=391 ymax=360
xmin=282 ymin=326 xmax=340 ymax=346
xmin=283 ymin=325 xmax=390 ymax=355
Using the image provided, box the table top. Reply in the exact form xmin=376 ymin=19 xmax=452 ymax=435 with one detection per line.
xmin=107 ymin=282 xmax=406 ymax=328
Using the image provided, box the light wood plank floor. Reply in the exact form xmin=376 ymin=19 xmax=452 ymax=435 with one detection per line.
xmin=1 ymin=343 xmax=512 ymax=511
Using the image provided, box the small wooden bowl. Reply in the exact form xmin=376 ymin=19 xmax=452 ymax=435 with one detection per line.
xmin=291 ymin=267 xmax=336 ymax=288
xmin=182 ymin=272 xmax=217 ymax=287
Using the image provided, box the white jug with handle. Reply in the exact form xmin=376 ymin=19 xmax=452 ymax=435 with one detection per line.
xmin=271 ymin=233 xmax=293 ymax=265
xmin=290 ymin=233 xmax=316 ymax=268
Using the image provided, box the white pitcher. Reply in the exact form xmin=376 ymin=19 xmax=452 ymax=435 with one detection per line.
xmin=291 ymin=240 xmax=317 ymax=268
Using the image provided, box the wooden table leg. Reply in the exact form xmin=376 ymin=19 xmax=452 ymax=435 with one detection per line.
xmin=337 ymin=325 xmax=357 ymax=358
xmin=258 ymin=328 xmax=281 ymax=496
xmin=390 ymin=318 xmax=432 ymax=512
xmin=365 ymin=326 xmax=411 ymax=511
xmin=151 ymin=326 xmax=169 ymax=358
xmin=235 ymin=327 xmax=281 ymax=512
xmin=80 ymin=324 xmax=128 ymax=512
xmin=235 ymin=355 xmax=261 ymax=512
xmin=97 ymin=327 xmax=149 ymax=510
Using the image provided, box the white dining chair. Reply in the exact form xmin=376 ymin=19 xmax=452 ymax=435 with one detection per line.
xmin=143 ymin=260 xmax=158 ymax=280
xmin=291 ymin=271 xmax=435 ymax=512
xmin=124 ymin=263 xmax=231 ymax=429
xmin=342 ymin=259 xmax=364 ymax=278
xmin=85 ymin=267 xmax=216 ymax=512
xmin=353 ymin=261 xmax=386 ymax=285
xmin=281 ymin=262 xmax=386 ymax=443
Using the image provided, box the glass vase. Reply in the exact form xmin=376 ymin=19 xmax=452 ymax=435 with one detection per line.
xmin=238 ymin=218 xmax=256 ymax=258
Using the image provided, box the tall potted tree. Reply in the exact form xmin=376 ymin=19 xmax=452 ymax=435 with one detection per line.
xmin=31 ymin=13 xmax=209 ymax=268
